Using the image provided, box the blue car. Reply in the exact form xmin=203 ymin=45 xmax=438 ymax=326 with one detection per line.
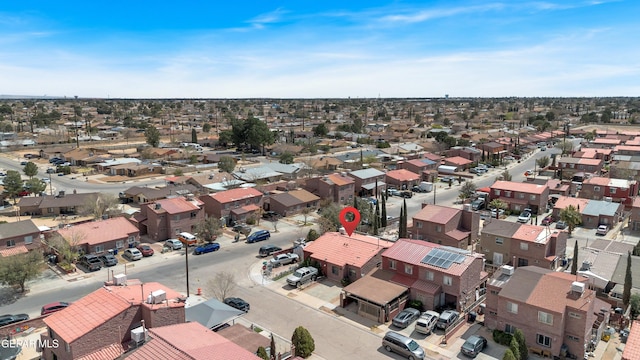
xmin=194 ymin=242 xmax=220 ymax=255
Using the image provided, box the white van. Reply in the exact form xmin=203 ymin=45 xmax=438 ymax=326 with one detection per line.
xmin=415 ymin=311 xmax=439 ymax=335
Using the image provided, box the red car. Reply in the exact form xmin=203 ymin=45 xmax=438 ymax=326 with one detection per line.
xmin=136 ymin=244 xmax=154 ymax=257
xmin=541 ymin=215 xmax=554 ymax=226
xmin=41 ymin=301 xmax=70 ymax=315
xmin=18 ymin=190 xmax=31 ymax=197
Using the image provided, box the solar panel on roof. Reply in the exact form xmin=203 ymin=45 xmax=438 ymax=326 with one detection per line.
xmin=421 ymin=248 xmax=467 ymax=269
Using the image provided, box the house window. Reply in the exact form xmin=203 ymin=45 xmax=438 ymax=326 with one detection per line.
xmin=435 ymin=225 xmax=442 ymax=233
xmin=569 ymin=163 xmax=575 ymax=169
xmin=95 ymin=245 xmax=104 ymax=253
xmin=331 ymin=266 xmax=339 ymax=275
xmin=505 ymin=324 xmax=516 ymax=334
xmin=594 ymin=186 xmax=601 ymax=192
xmin=490 ymin=290 xmax=499 ymax=295
xmin=191 ymin=212 xmax=197 ymax=218
xmin=520 ymin=242 xmax=528 ymax=251
xmin=506 ymin=302 xmax=518 ymax=314
xmin=530 ymin=194 xmax=536 ymax=200
xmin=425 ymin=271 xmax=434 ymax=281
xmin=404 ymin=264 xmax=413 ymax=275
xmin=567 ymin=335 xmax=580 ymax=342
xmin=494 ymin=190 xmax=501 ymax=196
xmin=24 ymin=236 xmax=33 ymax=245
xmin=6 ymin=240 xmax=15 ymax=247
xmin=610 ymin=188 xmax=617 ymax=194
xmin=536 ymin=334 xmax=552 ymax=348
xmin=519 ymin=193 xmax=525 ymax=199
xmin=389 ymin=260 xmax=396 ymax=270
xmin=443 ymin=276 xmax=452 ymax=286
xmin=175 ymin=229 xmax=181 ymax=235
xmin=348 ymin=269 xmax=356 ymax=278
xmin=48 ymin=208 xmax=54 ymax=214
xmin=174 ymin=214 xmax=181 ymax=221
xmin=489 ymin=311 xmax=497 ymax=316
xmin=495 ymin=237 xmax=504 ymax=245
xmin=505 ymin=191 xmax=511 ymax=197
xmin=115 ymin=241 xmax=124 ymax=249
xmin=417 ymin=222 xmax=423 ymax=229
xmin=128 ymin=236 xmax=135 ymax=244
xmin=569 ymin=312 xmax=582 ymax=319
xmin=538 ymin=311 xmax=553 ymax=325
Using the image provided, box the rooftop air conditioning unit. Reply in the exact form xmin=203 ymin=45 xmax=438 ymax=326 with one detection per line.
xmin=149 ymin=289 xmax=166 ymax=304
xmin=571 ymin=281 xmax=586 ymax=294
xmin=501 ymin=265 xmax=515 ymax=276
xmin=463 ymin=204 xmax=472 ymax=212
xmin=604 ymin=197 xmax=612 ymax=202
xmin=113 ymin=274 xmax=127 ymax=286
xmin=338 ymin=227 xmax=346 ymax=235
xmin=130 ymin=326 xmax=148 ymax=345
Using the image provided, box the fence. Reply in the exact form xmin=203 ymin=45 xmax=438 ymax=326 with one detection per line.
xmin=232 ymin=317 xmax=293 ymax=359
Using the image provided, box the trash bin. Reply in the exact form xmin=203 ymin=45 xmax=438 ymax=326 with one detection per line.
xmin=467 ymin=312 xmax=477 ymax=323
xmin=113 ymin=248 xmax=118 ymax=255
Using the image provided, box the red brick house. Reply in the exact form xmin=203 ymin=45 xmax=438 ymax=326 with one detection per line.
xmin=267 ymin=189 xmax=320 ymax=217
xmin=622 ymin=320 xmax=640 ymax=360
xmin=580 ymin=177 xmax=638 ymax=208
xmin=41 ymin=281 xmax=186 ymax=360
xmin=303 ymin=173 xmax=355 ymax=205
xmin=445 ymin=146 xmax=482 ymax=163
xmin=442 ymin=156 xmax=474 ymax=171
xmin=411 ymin=204 xmax=480 ymax=248
xmin=347 ymin=168 xmax=386 ymax=197
xmin=630 ymin=197 xmax=640 ymax=231
xmin=552 ymin=196 xmax=623 ymax=229
xmin=0 ymin=219 xmax=41 ymax=257
xmin=136 ymin=197 xmax=205 ymax=242
xmin=489 ymin=180 xmax=550 ymax=214
xmin=485 ymin=266 xmax=610 ymax=360
xmin=399 ymin=158 xmax=438 ymax=181
xmin=57 ymin=217 xmax=140 ymax=254
xmin=199 ymin=188 xmax=263 ymax=223
xmin=304 ymin=232 xmax=394 ymax=283
xmin=385 ymin=169 xmax=420 ymax=190
xmin=478 ymin=142 xmax=505 ymax=161
xmin=557 ymin=157 xmax=604 ymax=179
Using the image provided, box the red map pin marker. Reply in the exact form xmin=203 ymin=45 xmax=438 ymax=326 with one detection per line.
xmin=339 ymin=206 xmax=361 ymax=236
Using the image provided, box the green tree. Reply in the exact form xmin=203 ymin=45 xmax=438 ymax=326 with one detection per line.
xmin=194 ymin=216 xmax=222 ymax=243
xmin=306 ymin=228 xmax=319 ymax=242
xmin=0 ymin=250 xmax=43 ymax=293
xmin=514 ymin=329 xmax=528 ymax=360
xmin=571 ymin=240 xmax=579 ymax=275
xmin=218 ymin=130 xmax=233 ymax=147
xmin=502 ymin=348 xmax=517 ymax=360
xmin=80 ymin=194 xmax=120 ymax=219
xmin=256 ymin=346 xmax=269 ymax=360
xmin=218 ymin=156 xmax=236 ymax=173
xmin=509 ymin=337 xmax=521 ymax=360
xmin=501 ymin=170 xmax=512 ymax=181
xmin=459 ymin=181 xmax=477 ymax=202
xmin=630 ymin=293 xmax=640 ymax=320
xmin=624 ymin=251 xmax=632 ymax=308
xmin=556 ymin=140 xmax=573 ymax=155
xmin=25 ymin=178 xmax=46 ymax=196
xmin=145 ymin=125 xmax=161 ymax=147
xmin=279 ymin=152 xmax=294 ymax=164
xmin=489 ymin=199 xmax=507 ymax=218
xmin=312 ymin=123 xmax=328 ymax=137
xmin=381 ymin=195 xmax=387 ymax=227
xmin=230 ymin=116 xmax=275 ymax=153
xmin=23 ymin=161 xmax=38 ymax=178
xmin=202 ymin=123 xmax=211 ymax=133
xmin=174 ymin=168 xmax=184 ymax=176
xmin=536 ymin=156 xmax=550 ymax=169
xmin=317 ymin=202 xmax=341 ymax=234
xmin=2 ymin=170 xmax=23 ymax=203
xmin=560 ymin=205 xmax=582 ymax=235
xmin=191 ymin=128 xmax=198 ymax=144
xmin=291 ymin=326 xmax=315 ymax=358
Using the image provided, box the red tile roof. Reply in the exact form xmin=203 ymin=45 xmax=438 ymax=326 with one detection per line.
xmin=326 ymin=173 xmax=354 ymax=186
xmin=386 ymin=169 xmax=420 ymax=182
xmin=444 ymin=156 xmax=473 ymax=166
xmin=127 ymin=322 xmax=261 ymax=360
xmin=304 ymin=232 xmax=394 ymax=268
xmin=526 ymin=271 xmax=594 ymax=314
xmin=57 ymin=217 xmax=139 ymax=246
xmin=0 ymin=245 xmax=29 ymax=257
xmin=412 ymin=204 xmax=460 ymax=224
xmin=76 ymin=343 xmax=124 ymax=360
xmin=152 ymin=197 xmax=201 ymax=214
xmin=592 ymin=138 xmax=621 ymax=145
xmin=622 ymin=320 xmax=640 ymax=360
xmin=491 ymin=180 xmax=548 ymax=195
xmin=208 ymin=188 xmax=263 ymax=204
xmin=512 ymin=224 xmax=549 ymax=244
xmin=383 ymin=239 xmax=479 ymax=276
xmin=553 ymin=196 xmax=589 ymax=211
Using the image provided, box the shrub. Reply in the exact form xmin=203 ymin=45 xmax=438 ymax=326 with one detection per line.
xmin=493 ymin=329 xmax=513 ymax=346
xmin=406 ymin=300 xmax=424 ymax=312
xmin=256 ymin=347 xmax=269 ymax=360
xmin=307 ymin=229 xmax=319 ymax=242
xmin=292 ymin=326 xmax=315 ymax=358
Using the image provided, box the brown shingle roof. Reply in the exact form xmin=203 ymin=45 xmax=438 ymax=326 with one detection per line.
xmin=288 ymin=189 xmax=320 ymax=203
xmin=0 ymin=219 xmax=40 ymax=239
xmin=207 ymin=188 xmax=263 ymax=204
xmin=412 ymin=204 xmax=460 ymax=224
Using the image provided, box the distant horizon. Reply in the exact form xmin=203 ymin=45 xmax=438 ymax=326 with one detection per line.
xmin=2 ymin=1 xmax=639 ymax=98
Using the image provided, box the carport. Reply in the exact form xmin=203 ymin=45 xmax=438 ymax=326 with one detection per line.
xmin=341 ymin=270 xmax=409 ymax=324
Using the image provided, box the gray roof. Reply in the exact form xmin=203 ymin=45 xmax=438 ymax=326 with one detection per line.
xmin=348 ymin=168 xmax=385 ymax=179
xmin=233 ymin=166 xmax=282 ymax=181
xmin=480 ymin=219 xmax=522 ymax=238
xmin=265 ymin=162 xmax=303 ymax=174
xmin=185 ymin=298 xmax=244 ymax=329
xmin=124 ymin=184 xmax=198 ymax=200
xmin=611 ymin=254 xmax=640 ymax=290
xmin=335 ymin=150 xmax=383 ymax=162
xmin=495 ymin=266 xmax=550 ymax=302
xmin=0 ymin=219 xmax=40 ymax=238
xmin=582 ymin=200 xmax=622 ymax=217
xmin=38 ymin=193 xmax=99 ymax=209
xmin=270 ymin=192 xmax=304 ymax=207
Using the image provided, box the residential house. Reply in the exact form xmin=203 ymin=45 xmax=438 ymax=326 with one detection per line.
xmin=445 ymin=146 xmax=482 ymax=163
xmin=622 ymin=320 xmax=640 ymax=360
xmin=630 ymin=197 xmax=640 ymax=231
xmin=478 ymin=142 xmax=505 ymax=161
xmin=264 ymin=162 xmax=304 ymax=180
xmin=199 ymin=188 xmax=263 ymax=223
xmin=304 ymin=173 xmax=355 ymax=205
xmin=489 ymin=181 xmax=550 ymax=214
xmin=232 ymin=166 xmax=283 ymax=183
xmin=135 ymin=196 xmax=205 ymax=241
xmin=399 ymin=158 xmax=438 ymax=181
xmin=304 ymin=232 xmax=394 ymax=283
xmin=309 ymin=156 xmax=343 ymax=172
xmin=41 ymin=281 xmax=186 ymax=360
xmin=62 ymin=148 xmax=111 ymax=166
xmin=185 ymin=172 xmax=236 ymax=194
xmin=121 ymin=184 xmax=199 ymax=204
xmin=57 ymin=217 xmax=140 ymax=254
xmin=442 ymin=156 xmax=474 ymax=171
xmin=411 ymin=204 xmax=480 ymax=248
xmin=484 ymin=266 xmax=610 ymax=359
xmin=17 ymin=192 xmax=100 ymax=216
xmin=552 ymin=196 xmax=623 ymax=229
xmin=39 ymin=146 xmax=75 ymax=160
xmin=348 ymin=168 xmax=386 ymax=197
xmin=557 ymin=157 xmax=604 ymax=180
xmin=580 ymin=177 xmax=638 ymax=208
xmin=385 ymin=169 xmax=420 ymax=190
xmin=110 ymin=163 xmax=163 ymax=177
xmin=573 ymin=148 xmax=612 ymax=162
xmin=609 ymin=254 xmax=640 ymax=307
xmin=610 ymin=160 xmax=640 ymax=183
xmin=510 ymin=223 xmax=567 ymax=269
xmin=0 ymin=219 xmax=41 ymax=257
xmin=575 ymin=238 xmax=633 ymax=296
xmin=614 ymin=145 xmax=640 ymax=157
xmin=95 ymin=158 xmax=142 ymax=173
xmin=267 ymin=189 xmax=320 ymax=217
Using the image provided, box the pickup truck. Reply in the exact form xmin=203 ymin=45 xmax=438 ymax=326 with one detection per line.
xmin=286 ymin=266 xmax=318 ymax=287
xmin=270 ymin=253 xmax=300 ymax=267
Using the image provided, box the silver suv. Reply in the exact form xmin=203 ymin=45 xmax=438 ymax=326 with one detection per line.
xmin=415 ymin=310 xmax=439 ymax=335
xmin=286 ymin=267 xmax=318 ymax=287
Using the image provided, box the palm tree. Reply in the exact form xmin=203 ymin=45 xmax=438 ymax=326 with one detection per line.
xmin=560 ymin=205 xmax=582 ymax=235
xmin=489 ymin=199 xmax=507 ymax=219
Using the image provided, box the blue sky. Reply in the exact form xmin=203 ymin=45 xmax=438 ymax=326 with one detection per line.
xmin=1 ymin=1 xmax=638 ymax=98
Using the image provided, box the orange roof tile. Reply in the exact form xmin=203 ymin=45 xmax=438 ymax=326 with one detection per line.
xmin=383 ymin=239 xmax=480 ymax=276
xmin=152 ymin=197 xmax=200 ymax=214
xmin=512 ymin=224 xmax=549 ymax=244
xmin=0 ymin=245 xmax=29 ymax=257
xmin=76 ymin=343 xmax=124 ymax=360
xmin=208 ymin=188 xmax=263 ymax=204
xmin=289 ymin=189 xmax=321 ymax=203
xmin=304 ymin=232 xmax=394 ymax=268
xmin=445 ymin=156 xmax=473 ymax=166
xmin=622 ymin=320 xmax=640 ymax=360
xmin=412 ymin=204 xmax=460 ymax=224
xmin=491 ymin=180 xmax=548 ymax=195
xmin=386 ymin=169 xmax=420 ymax=182
xmin=57 ymin=217 xmax=139 ymax=246
xmin=554 ymin=196 xmax=589 ymax=211
xmin=326 ymin=173 xmax=354 ymax=186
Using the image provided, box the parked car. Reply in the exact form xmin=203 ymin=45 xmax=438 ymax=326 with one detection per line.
xmin=0 ymin=314 xmax=29 ymax=327
xmin=194 ymin=242 xmax=220 ymax=255
xmin=136 ymin=244 xmax=154 ymax=257
xmin=387 ymin=188 xmax=402 ymax=197
xmin=270 ymin=253 xmax=299 ymax=267
xmin=392 ymin=308 xmax=421 ymax=329
xmin=400 ymin=191 xmax=413 ymax=198
xmin=49 ymin=157 xmax=61 ymax=163
xmin=286 ymin=266 xmax=318 ymax=287
xmin=79 ymin=254 xmax=102 ymax=272
xmin=504 ymin=155 xmax=516 ymax=161
xmin=98 ymin=254 xmax=118 ymax=267
xmin=524 ymin=169 xmax=534 ymax=176
xmin=41 ymin=301 xmax=70 ymax=315
xmin=517 ymin=209 xmax=532 ymax=223
xmin=556 ymin=220 xmax=567 ymax=229
xmin=247 ymin=230 xmax=271 ymax=243
xmin=469 ymin=167 xmax=486 ymax=175
xmin=596 ymin=225 xmax=609 ymax=236
xmin=258 ymin=244 xmax=282 ymax=257
xmin=471 ymin=198 xmax=485 ymax=211
xmin=382 ymin=331 xmax=425 ymax=360
xmin=224 ymin=297 xmax=250 ymax=312
xmin=490 ymin=208 xmax=505 ymax=218
xmin=164 ymin=239 xmax=184 ymax=250
xmin=541 ymin=215 xmax=554 ymax=226
xmin=415 ymin=310 xmax=440 ymax=335
xmin=461 ymin=335 xmax=487 ymax=358
xmin=122 ymin=248 xmax=143 ymax=261
xmin=232 ymin=223 xmax=252 ymax=235
xmin=436 ymin=310 xmax=460 ymax=330
xmin=441 ymin=176 xmax=455 ymax=184
xmin=262 ymin=211 xmax=279 ymax=220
